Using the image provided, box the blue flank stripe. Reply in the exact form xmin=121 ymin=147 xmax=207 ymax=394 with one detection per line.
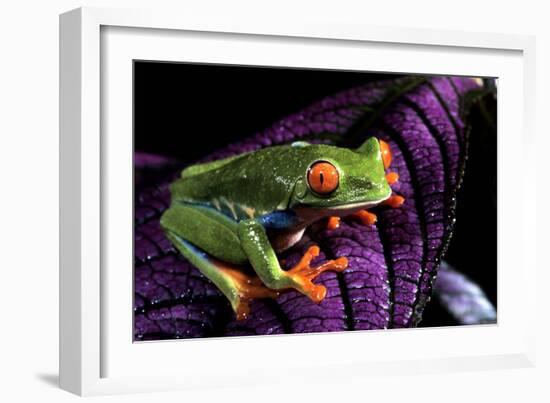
xmin=178 ymin=201 xmax=296 ymax=229
xmin=256 ymin=210 xmax=297 ymax=230
xmin=177 ymin=236 xmax=209 ymax=260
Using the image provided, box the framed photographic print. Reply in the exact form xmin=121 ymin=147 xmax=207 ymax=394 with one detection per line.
xmin=59 ymin=6 xmax=537 ymax=396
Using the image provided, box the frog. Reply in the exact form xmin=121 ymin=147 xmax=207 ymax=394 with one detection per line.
xmin=160 ymin=137 xmax=404 ymax=320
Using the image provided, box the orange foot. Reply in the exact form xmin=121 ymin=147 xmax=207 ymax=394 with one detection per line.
xmin=327 ymin=216 xmax=341 ymax=230
xmin=351 ymin=209 xmax=377 ymax=226
xmin=218 ymin=265 xmax=279 ymax=321
xmin=383 ymin=195 xmax=405 ymax=208
xmin=386 ymin=172 xmax=399 ymax=185
xmin=286 ymin=245 xmax=348 ymax=303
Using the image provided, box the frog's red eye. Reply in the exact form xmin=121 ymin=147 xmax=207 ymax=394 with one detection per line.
xmin=379 ymin=139 xmax=392 ymax=169
xmin=307 ymin=161 xmax=339 ymax=195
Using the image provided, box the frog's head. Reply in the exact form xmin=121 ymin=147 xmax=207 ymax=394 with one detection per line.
xmin=290 ymin=137 xmax=392 ymax=212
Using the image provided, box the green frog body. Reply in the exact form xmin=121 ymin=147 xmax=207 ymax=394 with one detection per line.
xmin=161 ymin=137 xmax=402 ymax=319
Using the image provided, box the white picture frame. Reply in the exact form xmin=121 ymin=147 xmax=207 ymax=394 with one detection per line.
xmin=59 ymin=6 xmax=537 ymax=396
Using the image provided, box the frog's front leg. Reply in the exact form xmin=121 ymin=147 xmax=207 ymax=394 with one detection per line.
xmin=238 ymin=220 xmax=348 ymax=303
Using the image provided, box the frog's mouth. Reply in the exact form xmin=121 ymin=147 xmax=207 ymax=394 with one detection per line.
xmin=323 ymin=195 xmax=390 ymax=215
xmin=294 ymin=192 xmax=391 ymax=223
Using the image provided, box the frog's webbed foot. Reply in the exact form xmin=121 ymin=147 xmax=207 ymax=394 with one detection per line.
xmin=218 ymin=246 xmax=348 ymax=318
xmin=217 ymin=264 xmax=280 ymax=321
xmin=286 ymin=246 xmax=348 ymax=303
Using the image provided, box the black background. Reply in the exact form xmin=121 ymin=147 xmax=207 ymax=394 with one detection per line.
xmin=134 ymin=61 xmax=497 ymax=326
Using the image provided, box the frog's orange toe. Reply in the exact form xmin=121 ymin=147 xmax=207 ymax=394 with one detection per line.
xmin=386 ymin=172 xmax=399 ymax=185
xmin=303 ymin=284 xmax=327 ymax=303
xmin=327 ymin=216 xmax=341 ymax=230
xmin=287 ymin=246 xmax=348 ymax=303
xmin=384 ymin=195 xmax=405 ymax=208
xmin=307 ymin=245 xmax=320 ymax=259
xmin=234 ymin=283 xmax=280 ymax=321
xmin=217 ymin=264 xmax=280 ymax=321
xmin=379 ymin=139 xmax=392 ymax=169
xmin=351 ymin=209 xmax=377 ymax=226
xmin=235 ymin=302 xmax=251 ymax=321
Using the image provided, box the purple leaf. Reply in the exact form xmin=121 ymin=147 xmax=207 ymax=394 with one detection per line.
xmin=134 ymin=76 xmax=484 ymax=340
xmin=134 ymin=152 xmax=179 ymax=191
xmin=433 ymin=261 xmax=496 ymax=325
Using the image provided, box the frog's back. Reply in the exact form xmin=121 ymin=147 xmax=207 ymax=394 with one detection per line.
xmin=170 ymin=145 xmax=313 ymax=220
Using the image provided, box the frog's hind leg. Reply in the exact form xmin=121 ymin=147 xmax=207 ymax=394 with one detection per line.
xmin=165 ymin=233 xmax=278 ymax=320
xmin=161 ymin=203 xmax=278 ymax=320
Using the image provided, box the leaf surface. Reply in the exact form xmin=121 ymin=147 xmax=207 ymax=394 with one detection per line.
xmin=134 ymin=76 xmax=484 ymax=339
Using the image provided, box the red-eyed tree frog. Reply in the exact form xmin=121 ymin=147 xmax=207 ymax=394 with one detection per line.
xmin=161 ymin=137 xmax=403 ymax=320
